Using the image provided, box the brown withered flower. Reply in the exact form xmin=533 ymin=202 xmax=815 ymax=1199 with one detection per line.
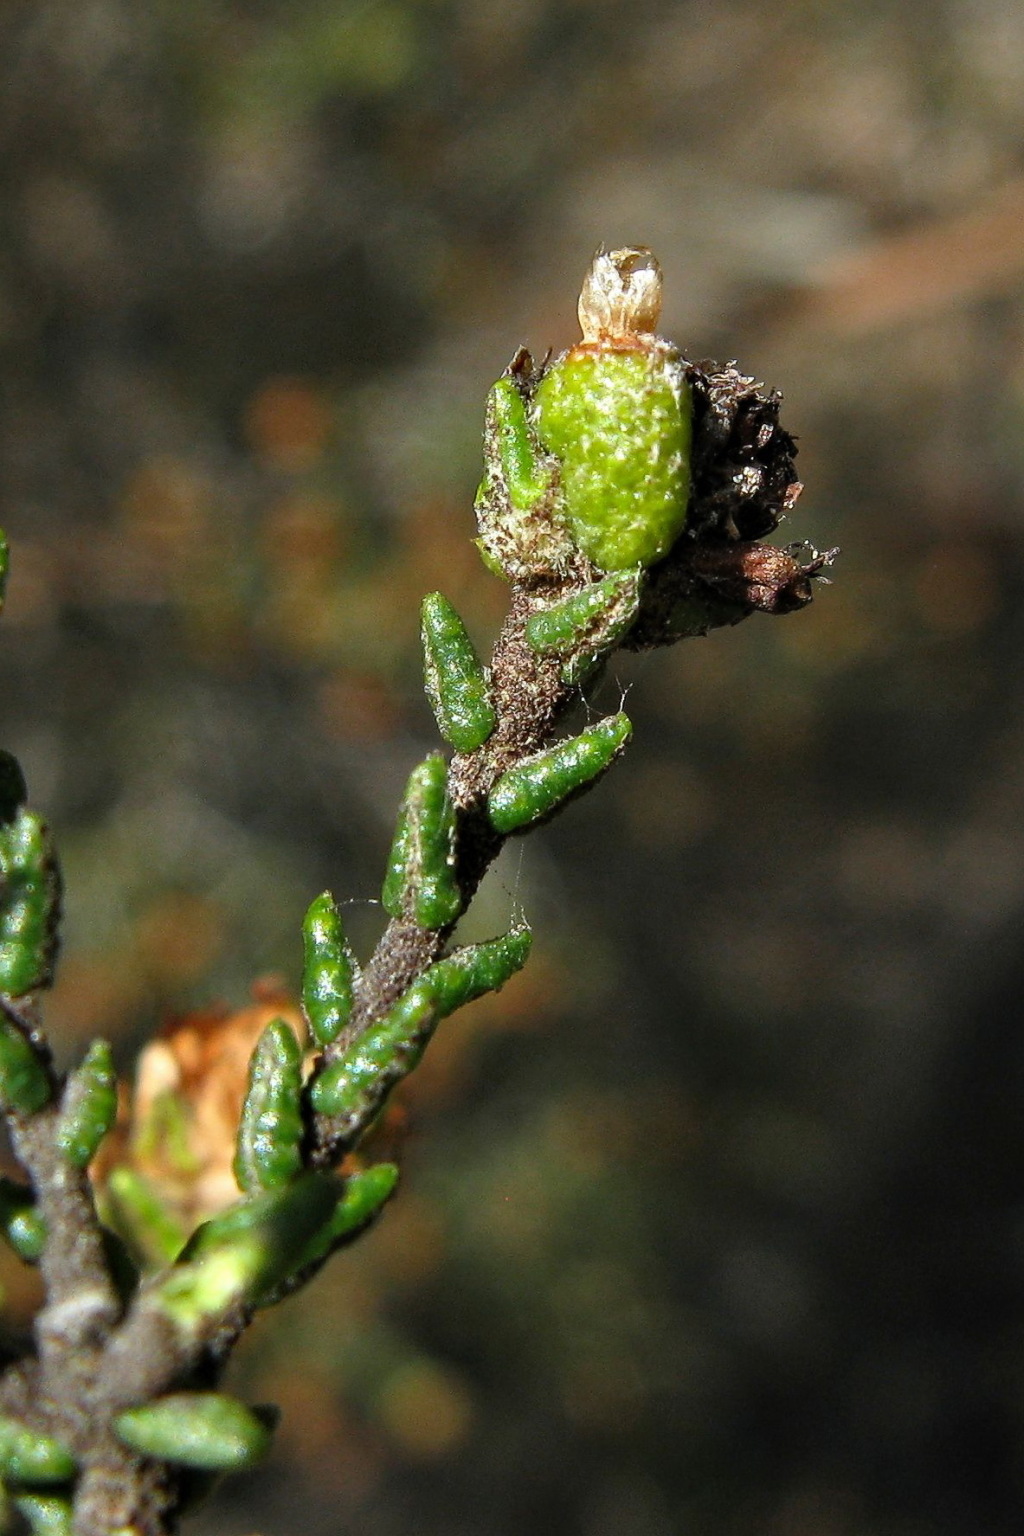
xmin=92 ymin=979 xmax=306 ymax=1234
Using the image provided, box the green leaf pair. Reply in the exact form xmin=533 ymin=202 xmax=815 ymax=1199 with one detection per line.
xmin=152 ymin=1164 xmax=397 ymax=1328
xmin=153 ymin=1173 xmax=341 ymax=1332
xmin=309 ymin=927 xmax=531 ymax=1143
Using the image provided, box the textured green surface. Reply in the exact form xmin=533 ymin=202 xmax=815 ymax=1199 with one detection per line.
xmin=105 ymin=1167 xmax=187 ymax=1267
xmin=288 ymin=1162 xmax=399 ymax=1273
xmin=114 ymin=1393 xmax=272 ymax=1471
xmin=486 ymin=378 xmax=548 ymax=513
xmin=12 ymin=1494 xmax=74 ymax=1536
xmin=302 ymin=891 xmax=355 ymax=1046
xmin=234 ymin=1019 xmax=304 ymax=1193
xmin=525 ymin=571 xmax=643 ymax=675
xmin=161 ymin=1174 xmax=339 ymax=1323
xmin=0 ymin=1014 xmax=50 ymax=1114
xmin=310 ymin=929 xmax=531 ymax=1134
xmin=532 ymin=346 xmax=691 ymax=570
xmin=421 ymin=592 xmax=496 ymax=753
xmin=381 ymin=754 xmax=462 ymax=929
xmin=56 ymin=1039 xmax=117 ymax=1168
xmin=0 ymin=809 xmax=60 ymax=999
xmin=488 ymin=713 xmax=633 ymax=833
xmin=0 ymin=1417 xmax=76 ymax=1484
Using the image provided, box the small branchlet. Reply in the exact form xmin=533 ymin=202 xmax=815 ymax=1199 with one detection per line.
xmin=0 ymin=247 xmax=829 ymax=1535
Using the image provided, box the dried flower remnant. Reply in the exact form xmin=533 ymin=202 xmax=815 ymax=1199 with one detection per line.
xmin=577 ymin=245 xmax=665 ymax=342
xmin=97 ymin=982 xmax=306 ymax=1231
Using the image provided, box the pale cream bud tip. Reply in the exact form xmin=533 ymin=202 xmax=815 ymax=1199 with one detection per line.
xmin=577 ymin=246 xmax=663 ymax=343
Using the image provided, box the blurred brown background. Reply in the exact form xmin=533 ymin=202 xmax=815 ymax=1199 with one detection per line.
xmin=3 ymin=1 xmax=1024 ymax=1532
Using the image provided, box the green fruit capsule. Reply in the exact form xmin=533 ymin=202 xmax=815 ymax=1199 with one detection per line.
xmin=12 ymin=1494 xmax=74 ymax=1536
xmin=56 ymin=1039 xmax=117 ymax=1168
xmin=421 ymin=593 xmax=496 ymax=754
xmin=381 ymin=755 xmax=462 ymax=930
xmin=234 ymin=1019 xmax=304 ymax=1194
xmin=302 ymin=891 xmax=355 ymax=1047
xmin=525 ymin=571 xmax=642 ymax=678
xmin=531 ymin=247 xmax=691 ymax=573
xmin=114 ymin=1393 xmax=273 ymax=1472
xmin=0 ymin=807 xmax=61 ymax=999
xmin=0 ymin=1012 xmax=50 ymax=1114
xmin=488 ymin=713 xmax=632 ymax=834
xmin=0 ymin=1417 xmax=76 ymax=1485
xmin=310 ymin=928 xmax=531 ymax=1142
xmin=161 ymin=1173 xmax=339 ymax=1326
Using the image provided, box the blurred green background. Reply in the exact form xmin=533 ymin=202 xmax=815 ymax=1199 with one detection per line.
xmin=4 ymin=0 xmax=1024 ymax=1531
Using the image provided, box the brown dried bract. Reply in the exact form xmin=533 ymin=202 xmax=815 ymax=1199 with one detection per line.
xmin=690 ymin=540 xmax=838 ymax=614
xmin=95 ymin=979 xmax=306 ymax=1227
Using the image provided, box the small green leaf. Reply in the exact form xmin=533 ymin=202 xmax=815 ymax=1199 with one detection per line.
xmin=12 ymin=1493 xmax=74 ymax=1536
xmin=104 ymin=1167 xmax=187 ymax=1268
xmin=525 ymin=571 xmax=642 ymax=671
xmin=161 ymin=1173 xmax=339 ymax=1326
xmin=381 ymin=754 xmax=462 ymax=930
xmin=0 ymin=1177 xmax=45 ymax=1263
xmin=56 ymin=1039 xmax=117 ymax=1168
xmin=485 ymin=377 xmax=548 ymax=514
xmin=0 ymin=1417 xmax=76 ymax=1484
xmin=272 ymin=1163 xmax=400 ymax=1286
xmin=114 ymin=1393 xmax=272 ymax=1471
xmin=421 ymin=593 xmax=496 ymax=754
xmin=301 ymin=891 xmax=355 ymax=1047
xmin=0 ymin=1013 xmax=50 ymax=1115
xmin=488 ymin=713 xmax=632 ymax=833
xmin=0 ymin=808 xmax=61 ymax=998
xmin=234 ymin=1019 xmax=304 ymax=1194
xmin=475 ymin=370 xmax=577 ymax=583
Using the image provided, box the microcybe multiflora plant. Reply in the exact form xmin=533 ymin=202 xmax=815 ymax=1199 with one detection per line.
xmin=0 ymin=248 xmax=834 ymax=1536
